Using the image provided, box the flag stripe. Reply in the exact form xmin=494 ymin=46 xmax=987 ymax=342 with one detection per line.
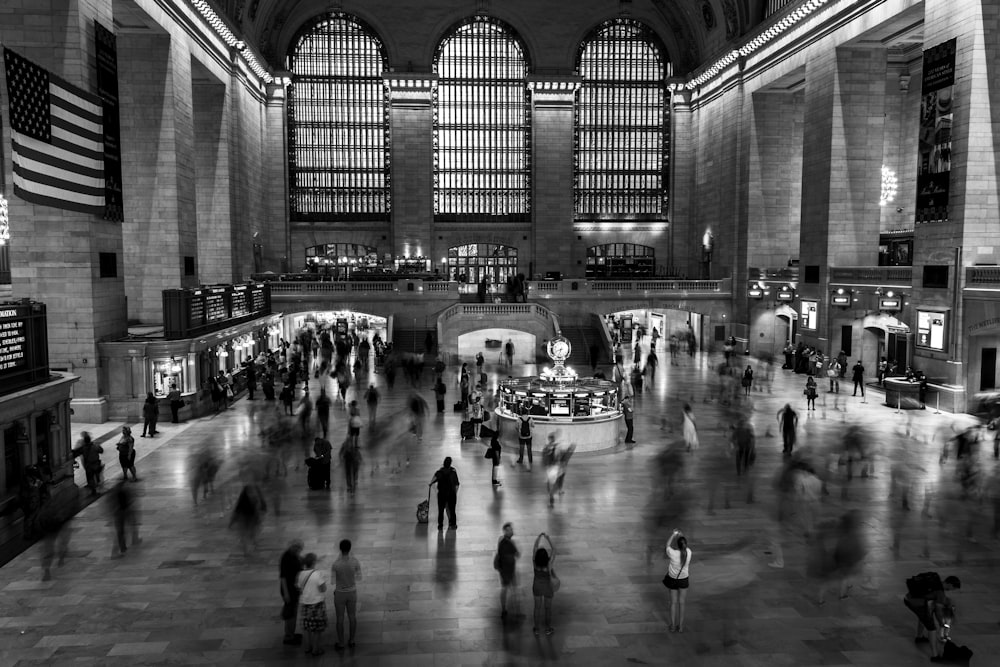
xmin=51 ymin=115 xmax=104 ymax=148
xmin=50 ymin=90 xmax=103 ymax=128
xmin=49 ymin=72 xmax=102 ymax=116
xmin=13 ymin=130 xmax=103 ymax=170
xmin=13 ymin=161 xmax=104 ymax=198
xmin=13 ymin=141 xmax=104 ymax=181
xmin=13 ymin=180 xmax=104 ymax=215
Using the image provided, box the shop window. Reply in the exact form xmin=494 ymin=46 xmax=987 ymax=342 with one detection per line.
xmin=800 ymin=300 xmax=818 ymax=330
xmin=575 ymin=19 xmax=669 ymax=219
xmin=287 ymin=13 xmax=390 ymax=220
xmin=304 ymin=243 xmax=378 ymax=278
xmin=447 ymin=243 xmax=518 ymax=286
xmin=922 ymin=265 xmax=949 ymax=289
xmin=585 ymin=243 xmax=654 ymax=278
xmin=433 ymin=16 xmax=530 ymax=221
xmin=152 ymin=358 xmax=184 ymax=397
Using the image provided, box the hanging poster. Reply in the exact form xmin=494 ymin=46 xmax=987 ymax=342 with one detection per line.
xmin=95 ymin=21 xmax=124 ymax=222
xmin=915 ymin=38 xmax=956 ymax=223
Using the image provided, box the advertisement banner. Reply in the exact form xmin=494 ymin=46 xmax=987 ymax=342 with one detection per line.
xmin=95 ymin=20 xmax=124 ymax=222
xmin=916 ymin=38 xmax=956 ymax=223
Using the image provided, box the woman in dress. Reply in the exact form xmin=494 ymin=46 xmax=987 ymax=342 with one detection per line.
xmin=682 ymin=404 xmax=699 ymax=452
xmin=532 ymin=532 xmax=557 ymax=636
xmin=296 ymin=552 xmax=328 ymax=656
xmin=116 ymin=426 xmax=138 ymax=482
xmin=664 ymin=529 xmax=692 ymax=632
xmin=805 ymin=375 xmax=818 ymax=411
xmin=741 ymin=365 xmax=754 ymax=396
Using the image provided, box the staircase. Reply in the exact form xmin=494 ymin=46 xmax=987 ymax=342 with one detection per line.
xmin=559 ymin=325 xmax=610 ymax=371
xmin=390 ymin=327 xmax=437 ymax=355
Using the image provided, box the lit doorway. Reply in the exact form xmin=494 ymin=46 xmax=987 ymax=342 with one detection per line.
xmin=448 ymin=243 xmax=518 ymax=288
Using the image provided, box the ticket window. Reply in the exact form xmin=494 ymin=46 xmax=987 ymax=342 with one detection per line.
xmin=152 ymin=360 xmax=185 ymax=397
xmin=573 ymin=394 xmax=591 ymax=416
xmin=550 ymin=395 xmax=571 ymax=417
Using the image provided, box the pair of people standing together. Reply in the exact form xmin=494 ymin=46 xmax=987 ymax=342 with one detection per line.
xmin=494 ymin=524 xmax=560 ymax=636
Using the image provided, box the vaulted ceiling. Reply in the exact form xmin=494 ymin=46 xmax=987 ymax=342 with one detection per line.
xmin=213 ymin=0 xmax=768 ymax=76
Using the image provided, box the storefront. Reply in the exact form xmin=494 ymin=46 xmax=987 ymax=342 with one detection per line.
xmin=0 ymin=301 xmax=80 ymax=551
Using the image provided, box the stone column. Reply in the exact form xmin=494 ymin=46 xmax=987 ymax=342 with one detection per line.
xmin=669 ymin=89 xmax=695 ymax=277
xmin=1 ymin=0 xmax=123 ymax=421
xmin=797 ymin=46 xmax=887 ymax=352
xmin=119 ymin=32 xmax=200 ymax=322
xmin=386 ymin=74 xmax=435 ymax=259
xmin=263 ymin=83 xmax=290 ymax=272
xmin=193 ymin=73 xmax=233 ymax=285
xmin=530 ymin=77 xmax=579 ymax=278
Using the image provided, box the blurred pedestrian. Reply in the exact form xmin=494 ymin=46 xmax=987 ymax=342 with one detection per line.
xmin=816 ymin=510 xmax=868 ymax=604
xmin=777 ymin=403 xmax=798 ymax=455
xmin=733 ymin=415 xmax=756 ymax=503
xmin=315 ymin=389 xmax=332 ymax=439
xmin=741 ymin=364 xmax=754 ymax=396
xmin=279 ymin=539 xmax=304 ymax=645
xmin=19 ymin=465 xmax=48 ymax=540
xmin=331 ymin=539 xmax=362 ymax=650
xmin=73 ymin=432 xmax=104 ymax=496
xmin=433 ymin=376 xmax=447 ymax=414
xmin=364 ymin=384 xmax=380 ymax=427
xmin=109 ymin=481 xmax=140 ymax=558
xmin=347 ymin=401 xmax=362 ymax=447
xmin=516 ymin=409 xmax=534 ymax=468
xmin=340 ymin=437 xmax=361 ymax=493
xmin=115 ymin=426 xmax=138 ymax=482
xmin=167 ymin=384 xmax=183 ymax=423
xmin=298 ymin=389 xmax=313 ymax=438
xmin=296 ymin=552 xmax=328 ymax=656
xmin=408 ymin=393 xmax=428 ymax=442
xmin=229 ymin=483 xmax=267 ymax=555
xmin=681 ymin=403 xmax=698 ymax=452
xmin=313 ymin=437 xmax=333 ymax=490
xmin=280 ymin=383 xmax=294 ymax=415
xmin=496 ymin=522 xmax=520 ymax=619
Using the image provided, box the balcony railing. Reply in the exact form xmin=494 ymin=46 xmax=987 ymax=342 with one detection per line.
xmin=967 ymin=266 xmax=1000 ymax=288
xmin=829 ymin=267 xmax=913 ymax=285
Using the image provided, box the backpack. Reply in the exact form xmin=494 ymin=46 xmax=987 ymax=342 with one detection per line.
xmin=906 ymin=571 xmax=943 ymax=599
xmin=519 ymin=416 xmax=531 ymax=438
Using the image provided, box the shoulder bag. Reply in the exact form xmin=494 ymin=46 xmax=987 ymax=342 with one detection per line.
xmin=550 ymin=568 xmax=561 ymax=593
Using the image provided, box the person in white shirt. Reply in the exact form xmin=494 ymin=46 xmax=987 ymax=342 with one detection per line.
xmin=663 ymin=529 xmax=692 ymax=633
xmin=295 ymin=552 xmax=328 ymax=656
xmin=330 ymin=539 xmax=363 ymax=651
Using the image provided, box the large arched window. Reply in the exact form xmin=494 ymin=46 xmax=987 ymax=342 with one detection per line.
xmin=286 ymin=14 xmax=389 ymax=220
xmin=434 ymin=17 xmax=530 ymax=222
xmin=575 ymin=19 xmax=670 ymax=220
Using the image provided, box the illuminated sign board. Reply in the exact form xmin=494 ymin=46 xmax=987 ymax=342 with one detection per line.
xmin=917 ymin=310 xmax=946 ymax=351
xmin=0 ymin=301 xmax=50 ymax=396
xmin=163 ymin=283 xmax=271 ymax=339
xmin=776 ymin=290 xmax=795 ymax=302
xmin=879 ymin=297 xmax=901 ymax=311
xmin=831 ymin=294 xmax=852 ymax=307
xmin=747 ymin=288 xmax=764 ymax=299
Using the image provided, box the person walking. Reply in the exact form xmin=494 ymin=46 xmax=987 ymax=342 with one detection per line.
xmin=296 ymin=552 xmax=328 ymax=656
xmin=486 ymin=430 xmax=503 ymax=487
xmin=429 ymin=457 xmax=460 ymax=530
xmin=246 ymin=362 xmax=257 ymax=400
xmin=777 ymin=403 xmax=799 ymax=455
xmin=516 ymin=409 xmax=534 ymax=469
xmin=279 ymin=539 xmax=304 ymax=645
xmin=681 ymin=403 xmax=699 ymax=452
xmin=330 ymin=539 xmax=362 ymax=651
xmin=733 ymin=416 xmax=756 ymax=503
xmin=340 ymin=438 xmax=361 ymax=493
xmin=804 ymin=375 xmax=818 ymax=411
xmin=109 ymin=480 xmax=140 ymax=557
xmin=347 ymin=401 xmax=362 ymax=447
xmin=167 ymin=384 xmax=183 ymax=423
xmin=280 ymin=383 xmax=295 ymax=416
xmin=495 ymin=522 xmax=520 ymax=619
xmin=141 ymin=392 xmax=159 ymax=437
xmin=433 ymin=376 xmax=447 ymax=414
xmin=298 ymin=389 xmax=313 ymax=438
xmin=315 ymin=389 xmax=332 ymax=439
xmin=470 ymin=386 xmax=485 ymax=438
xmin=663 ymin=529 xmax=692 ymax=632
xmin=504 ymin=339 xmax=515 ymax=367
xmin=313 ymin=437 xmax=333 ymax=490
xmin=115 ymin=426 xmax=138 ymax=482
xmin=852 ymin=360 xmax=866 ymax=397
xmin=364 ymin=384 xmax=379 ymax=428
xmin=73 ymin=432 xmax=104 ymax=496
xmin=532 ymin=532 xmax=558 ymax=636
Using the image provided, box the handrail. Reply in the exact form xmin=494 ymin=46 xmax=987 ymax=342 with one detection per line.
xmin=267 ymin=278 xmax=732 ymax=297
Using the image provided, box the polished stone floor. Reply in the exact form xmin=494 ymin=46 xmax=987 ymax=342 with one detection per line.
xmin=2 ymin=343 xmax=999 ymax=666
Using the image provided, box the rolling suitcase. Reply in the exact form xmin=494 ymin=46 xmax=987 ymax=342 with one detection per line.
xmin=416 ymin=487 xmax=431 ymax=524
xmin=305 ymin=457 xmax=324 ymax=490
xmin=460 ymin=420 xmax=475 ymax=440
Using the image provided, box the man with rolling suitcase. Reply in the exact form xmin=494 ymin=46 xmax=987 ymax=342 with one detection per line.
xmin=429 ymin=457 xmax=460 ymax=530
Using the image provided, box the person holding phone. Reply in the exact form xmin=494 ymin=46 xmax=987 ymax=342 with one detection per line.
xmin=664 ymin=529 xmax=692 ymax=633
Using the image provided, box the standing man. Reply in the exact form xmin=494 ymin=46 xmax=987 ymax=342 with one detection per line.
xmin=364 ymin=384 xmax=380 ymax=428
xmin=516 ymin=408 xmax=534 ymax=470
xmin=495 ymin=522 xmax=520 ymax=619
xmin=504 ymin=339 xmax=515 ymax=368
xmin=279 ymin=539 xmax=304 ymax=645
xmin=622 ymin=395 xmax=636 ymax=444
xmin=733 ymin=416 xmax=757 ymax=504
xmin=429 ymin=457 xmax=460 ymax=530
xmin=852 ymin=360 xmax=866 ymax=397
xmin=167 ymin=384 xmax=183 ymax=423
xmin=776 ymin=403 xmax=798 ymax=455
xmin=433 ymin=376 xmax=447 ymax=414
xmin=331 ymin=539 xmax=363 ymax=651
xmin=313 ymin=437 xmax=333 ymax=490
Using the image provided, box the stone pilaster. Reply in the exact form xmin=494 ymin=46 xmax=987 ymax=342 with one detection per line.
xmin=264 ymin=83 xmax=290 ymax=272
xmin=530 ymin=77 xmax=579 ymax=278
xmin=386 ymin=74 xmax=435 ymax=259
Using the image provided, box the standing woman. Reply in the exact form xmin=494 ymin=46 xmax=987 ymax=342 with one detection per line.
xmin=296 ymin=552 xmax=329 ymax=656
xmin=141 ymin=393 xmax=159 ymax=437
xmin=532 ymin=532 xmax=558 ymax=636
xmin=459 ymin=364 xmax=471 ymax=407
xmin=741 ymin=365 xmax=754 ymax=397
xmin=805 ymin=375 xmax=818 ymax=411
xmin=664 ymin=529 xmax=692 ymax=632
xmin=682 ymin=404 xmax=699 ymax=452
xmin=116 ymin=426 xmax=138 ymax=482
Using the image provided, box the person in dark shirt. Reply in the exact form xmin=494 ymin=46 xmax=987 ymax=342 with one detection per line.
xmin=496 ymin=522 xmax=520 ymax=619
xmin=429 ymin=457 xmax=460 ymax=530
xmin=279 ymin=539 xmax=304 ymax=645
xmin=903 ymin=573 xmax=960 ymax=660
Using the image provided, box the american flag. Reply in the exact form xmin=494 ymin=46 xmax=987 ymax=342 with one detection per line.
xmin=3 ymin=48 xmax=105 ymax=216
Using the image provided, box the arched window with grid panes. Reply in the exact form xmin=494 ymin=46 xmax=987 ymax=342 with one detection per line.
xmin=433 ymin=16 xmax=531 ymax=222
xmin=286 ymin=14 xmax=389 ymax=221
xmin=575 ymin=19 xmax=670 ymax=220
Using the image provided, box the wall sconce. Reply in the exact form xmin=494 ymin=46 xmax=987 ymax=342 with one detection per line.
xmin=170 ymin=357 xmax=182 ymax=373
xmin=776 ymin=285 xmax=795 ymax=302
xmin=830 ymin=288 xmax=853 ymax=309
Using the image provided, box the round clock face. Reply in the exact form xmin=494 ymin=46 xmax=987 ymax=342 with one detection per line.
xmin=547 ymin=336 xmax=572 ymax=362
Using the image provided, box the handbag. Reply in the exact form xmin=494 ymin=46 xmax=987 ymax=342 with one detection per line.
xmin=493 ymin=553 xmax=501 ymax=571
xmin=550 ymin=568 xmax=561 ymax=593
xmin=483 ymin=410 xmax=491 ymax=421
